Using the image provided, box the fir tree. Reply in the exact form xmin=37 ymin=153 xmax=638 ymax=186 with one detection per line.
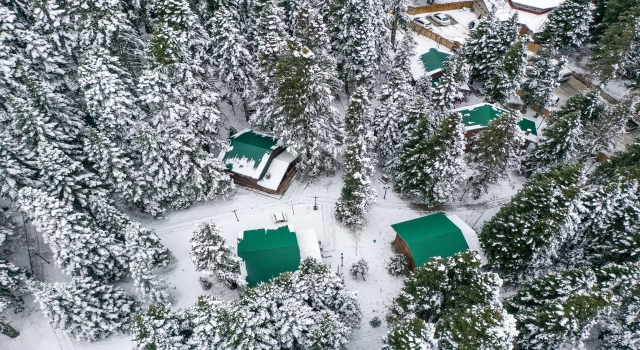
xmin=506 ymin=268 xmax=610 ymax=349
xmin=18 ymin=187 xmax=127 ymax=282
xmin=541 ymin=0 xmax=593 ymax=49
xmin=469 ymin=111 xmax=525 ymax=198
xmin=343 ymin=86 xmax=375 ymax=144
xmin=350 ymin=259 xmax=369 ymax=280
xmin=382 ymin=317 xmax=438 ymax=350
xmin=267 ymin=45 xmax=343 ymax=180
xmin=465 ymin=11 xmax=518 ymax=81
xmin=190 ymin=220 xmax=244 ymax=289
xmin=0 ymin=133 xmax=38 ymax=201
xmin=125 ymin=223 xmax=171 ymax=304
xmin=35 ymin=278 xmax=137 ymax=341
xmin=485 ymin=37 xmax=530 ymax=104
xmin=210 ymin=7 xmax=256 ymax=113
xmin=386 ymin=251 xmax=516 ymax=349
xmin=394 ymin=112 xmax=465 ymax=206
xmin=414 ymin=74 xmax=433 ymax=101
xmin=521 ymin=50 xmax=564 ymax=112
xmin=392 ymin=31 xmax=415 ymax=75
xmin=597 ymin=262 xmax=640 ymax=349
xmin=388 ymin=0 xmax=409 ymax=49
xmin=373 ymin=68 xmax=415 ymax=170
xmin=327 ymin=0 xmax=389 ymax=92
xmin=432 ymin=59 xmax=464 ymax=111
xmin=480 ymin=163 xmax=585 ymax=281
xmin=0 ymin=257 xmax=29 ymax=315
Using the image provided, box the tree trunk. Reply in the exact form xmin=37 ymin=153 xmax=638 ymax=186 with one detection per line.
xmin=0 ymin=321 xmax=19 ymax=338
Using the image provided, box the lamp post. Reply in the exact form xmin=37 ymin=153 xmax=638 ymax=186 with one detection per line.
xmin=383 ymin=186 xmax=390 ymax=200
xmin=341 ymin=253 xmax=344 ymax=274
xmin=313 ymin=196 xmax=318 ymax=210
xmin=233 ymin=210 xmax=239 ymax=221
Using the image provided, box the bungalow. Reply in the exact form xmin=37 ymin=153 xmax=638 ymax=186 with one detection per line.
xmin=392 ymin=212 xmax=486 ymax=271
xmin=218 ymin=129 xmax=297 ymax=194
xmin=450 ymin=103 xmax=538 ymax=151
xmin=237 ymin=225 xmax=322 ymax=287
xmin=420 ymin=48 xmax=452 ymax=79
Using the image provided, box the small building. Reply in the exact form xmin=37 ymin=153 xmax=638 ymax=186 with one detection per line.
xmin=218 ymin=129 xmax=297 ymax=194
xmin=237 ymin=225 xmax=322 ymax=287
xmin=392 ymin=213 xmax=485 ymax=271
xmin=450 ymin=103 xmax=538 ymax=151
xmin=472 ymin=0 xmax=563 ymax=40
xmin=420 ymin=48 xmax=452 ymax=79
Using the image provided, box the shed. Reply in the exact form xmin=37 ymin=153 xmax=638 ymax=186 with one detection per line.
xmin=450 ymin=103 xmax=538 ymax=151
xmin=218 ymin=129 xmax=297 ymax=194
xmin=237 ymin=225 xmax=322 ymax=288
xmin=420 ymin=48 xmax=452 ymax=78
xmin=392 ymin=213 xmax=485 ymax=271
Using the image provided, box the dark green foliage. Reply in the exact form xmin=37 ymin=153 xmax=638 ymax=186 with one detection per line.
xmin=520 ymin=50 xmax=563 ymax=111
xmin=387 ymin=254 xmax=407 ymax=276
xmin=0 ymin=257 xmax=30 ymax=315
xmin=382 ymin=317 xmax=432 ymax=350
xmin=540 ymin=0 xmax=592 ymax=49
xmin=507 ymin=268 xmax=610 ymax=349
xmin=480 ymin=163 xmax=584 ymax=280
xmin=394 ymin=112 xmax=465 ymax=205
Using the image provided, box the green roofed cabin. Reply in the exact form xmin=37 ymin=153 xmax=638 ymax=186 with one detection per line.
xmin=420 ymin=48 xmax=451 ymax=79
xmin=218 ymin=129 xmax=297 ymax=194
xmin=450 ymin=103 xmax=538 ymax=151
xmin=392 ymin=213 xmax=486 ymax=271
xmin=237 ymin=225 xmax=322 ymax=287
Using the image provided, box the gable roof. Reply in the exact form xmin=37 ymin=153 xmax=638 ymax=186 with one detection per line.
xmin=420 ymin=48 xmax=451 ymax=75
xmin=219 ymin=129 xmax=279 ymax=179
xmin=391 ymin=213 xmax=470 ymax=268
xmin=237 ymin=225 xmax=301 ymax=287
xmin=451 ymin=103 xmax=538 ymax=135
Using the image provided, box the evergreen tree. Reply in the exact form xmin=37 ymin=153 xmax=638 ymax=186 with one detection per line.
xmin=485 ymin=37 xmax=530 ymax=104
xmin=506 ymin=268 xmax=610 ymax=349
xmin=388 ymin=0 xmax=409 ymax=49
xmin=541 ymin=0 xmax=593 ymax=49
xmin=266 ymin=45 xmax=343 ymax=180
xmin=432 ymin=59 xmax=463 ymax=111
xmin=414 ymin=74 xmax=433 ymax=101
xmin=125 ymin=223 xmax=171 ymax=304
xmin=34 ymin=278 xmax=137 ymax=341
xmin=386 ymin=251 xmax=516 ymax=349
xmin=0 ymin=211 xmax=18 ymax=246
xmin=18 ymin=187 xmax=127 ymax=282
xmin=0 ymin=257 xmax=29 ymax=315
xmin=335 ymin=137 xmax=377 ymax=230
xmin=465 ymin=11 xmax=518 ymax=81
xmin=373 ymin=69 xmax=415 ymax=170
xmin=210 ymin=7 xmax=256 ymax=113
xmin=480 ymin=163 xmax=585 ymax=281
xmin=0 ymin=133 xmax=38 ymax=201
xmin=327 ymin=0 xmax=389 ymax=92
xmin=382 ymin=317 xmax=438 ymax=350
xmin=521 ymin=50 xmax=563 ymax=112
xmin=343 ymin=86 xmax=375 ymax=144
xmin=597 ymin=262 xmax=640 ymax=349
xmin=392 ymin=31 xmax=415 ymax=75
xmin=469 ymin=111 xmax=525 ymax=198
xmin=394 ymin=112 xmax=465 ymax=206
xmin=190 ymin=220 xmax=244 ymax=289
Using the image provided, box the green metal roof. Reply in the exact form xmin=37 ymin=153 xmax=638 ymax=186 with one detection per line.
xmin=237 ymin=225 xmax=301 ymax=288
xmin=420 ymin=48 xmax=451 ymax=73
xmin=391 ymin=213 xmax=469 ymax=268
xmin=518 ymin=118 xmax=538 ymax=136
xmin=222 ymin=130 xmax=277 ymax=172
xmin=455 ymin=104 xmax=538 ymax=135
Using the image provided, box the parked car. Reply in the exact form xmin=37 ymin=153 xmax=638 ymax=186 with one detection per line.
xmin=558 ymin=68 xmax=573 ymax=83
xmin=430 ymin=13 xmax=451 ymax=26
xmin=414 ymin=17 xmax=432 ymax=29
xmin=468 ymin=20 xmax=478 ymax=30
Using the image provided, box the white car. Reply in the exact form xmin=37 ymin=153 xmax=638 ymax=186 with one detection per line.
xmin=430 ymin=13 xmax=451 ymax=26
xmin=413 ymin=17 xmax=433 ymax=29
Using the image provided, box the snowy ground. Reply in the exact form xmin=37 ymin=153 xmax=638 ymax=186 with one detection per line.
xmin=409 ymin=8 xmax=478 ymax=44
xmin=5 ymin=160 xmax=526 ymax=350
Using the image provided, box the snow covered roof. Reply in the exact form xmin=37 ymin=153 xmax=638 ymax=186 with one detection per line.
xmin=451 ymin=103 xmax=538 ymax=136
xmin=446 ymin=215 xmax=487 ymax=265
xmin=295 ymin=229 xmax=322 ymax=262
xmin=511 ymin=0 xmax=564 ymax=13
xmin=218 ymin=129 xmax=279 ymax=179
xmin=237 ymin=225 xmax=301 ymax=287
xmin=256 ymin=151 xmax=296 ymax=191
xmin=482 ymin=0 xmax=554 ymax=33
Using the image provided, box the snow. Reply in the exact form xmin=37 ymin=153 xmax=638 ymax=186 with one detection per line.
xmin=511 ymin=0 xmax=564 ymax=10
xmin=485 ymin=0 xmax=552 ymax=33
xmin=410 ymin=8 xmax=478 ymax=44
xmin=255 ymin=151 xmax=296 ymax=190
xmin=446 ymin=214 xmax=488 ymax=264
xmin=295 ymin=228 xmax=323 ymax=262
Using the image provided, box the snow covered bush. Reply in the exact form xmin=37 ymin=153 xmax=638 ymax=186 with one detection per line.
xmin=132 ymin=258 xmax=361 ymax=349
xmin=369 ymin=316 xmax=382 ymax=328
xmin=0 ymin=257 xmax=29 ymax=315
xmin=350 ymin=259 xmax=369 ymax=281
xmin=35 ymin=278 xmax=137 ymax=341
xmin=387 ymin=254 xmax=407 ymax=276
xmin=386 ymin=251 xmax=516 ymax=349
xmin=190 ymin=220 xmax=244 ymax=290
